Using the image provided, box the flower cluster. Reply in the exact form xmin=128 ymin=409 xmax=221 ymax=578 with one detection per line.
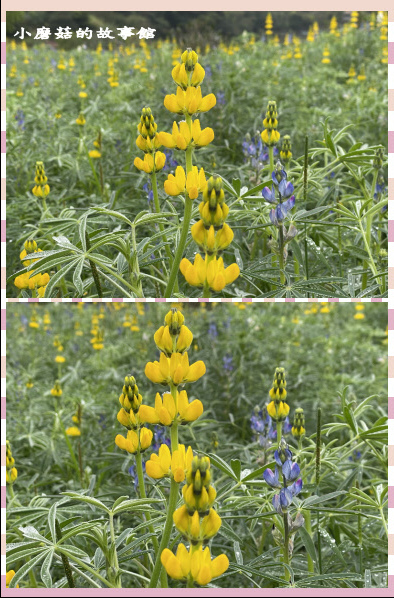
xmin=6 ymin=440 xmax=17 ymax=485
xmin=91 ymin=312 xmax=104 ymax=350
xmin=280 ymin=135 xmax=292 ymax=165
xmin=134 ymin=107 xmax=166 ymax=174
xmin=264 ymin=439 xmax=303 ymax=514
xmin=267 ymin=367 xmax=289 ymax=421
xmin=161 ymin=454 xmax=229 ymax=585
xmin=145 ymin=308 xmax=206 ymax=387
xmin=261 ymin=100 xmax=280 ymax=147
xmin=262 ymin=163 xmax=296 ymax=229
xmin=291 ymin=407 xmax=305 ymax=439
xmin=14 ymin=239 xmax=50 ymax=296
xmin=32 ymin=161 xmax=50 ymax=198
xmin=180 ymin=175 xmax=240 ymax=294
xmin=115 ymin=375 xmax=153 ymax=454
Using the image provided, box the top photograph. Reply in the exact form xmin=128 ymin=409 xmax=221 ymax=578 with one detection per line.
xmin=6 ymin=10 xmax=388 ymax=298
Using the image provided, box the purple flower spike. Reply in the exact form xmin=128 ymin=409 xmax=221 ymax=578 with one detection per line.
xmin=262 ymin=185 xmax=276 ymax=203
xmin=288 ymin=478 xmax=303 ymax=497
xmin=282 ymin=460 xmax=300 ymax=482
xmin=263 ymin=467 xmax=281 ymax=488
xmin=278 ymin=179 xmax=294 ymax=198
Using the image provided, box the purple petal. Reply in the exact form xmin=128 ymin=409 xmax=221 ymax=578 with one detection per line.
xmin=269 ymin=209 xmax=278 ymax=226
xmin=280 ymin=488 xmax=293 ymax=509
xmin=264 ymin=467 xmax=281 ymax=488
xmin=282 ymin=460 xmax=300 ymax=483
xmin=276 ymin=204 xmax=288 ymax=222
xmin=284 ymin=195 xmax=295 ymax=210
xmin=274 ymin=450 xmax=282 ymax=467
xmin=273 ymin=494 xmax=282 ymax=514
xmin=288 ymin=478 xmax=303 ymax=497
xmin=262 ymin=186 xmax=276 ymax=203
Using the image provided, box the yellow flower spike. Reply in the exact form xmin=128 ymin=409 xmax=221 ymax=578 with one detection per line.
xmin=191 ymin=221 xmax=234 ymax=255
xmin=134 ymin=152 xmax=166 ymax=174
xmin=6 ymin=467 xmax=18 ymax=484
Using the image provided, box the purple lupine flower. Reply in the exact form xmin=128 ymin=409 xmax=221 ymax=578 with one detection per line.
xmin=274 ymin=447 xmax=292 ymax=467
xmin=263 ymin=467 xmax=281 ymax=488
xmin=273 ymin=487 xmax=294 ymax=514
xmin=283 ymin=416 xmax=292 ymax=435
xmin=282 ymin=459 xmax=300 ymax=483
xmin=288 ymin=478 xmax=303 ymax=497
xmin=223 ymin=354 xmax=234 ymax=372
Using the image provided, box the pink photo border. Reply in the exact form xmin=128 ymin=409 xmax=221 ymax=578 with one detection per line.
xmin=1 ymin=2 xmax=392 ymax=595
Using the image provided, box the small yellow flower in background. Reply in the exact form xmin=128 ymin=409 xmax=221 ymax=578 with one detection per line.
xmin=292 ymin=407 xmax=306 ymax=438
xmin=66 ymin=426 xmax=81 ymax=437
xmin=76 ymin=113 xmax=86 ymax=126
xmin=16 ymin=89 xmax=24 ymax=97
xmin=322 ymin=47 xmax=331 ymax=64
xmin=26 ymin=379 xmax=34 ymax=389
xmin=6 ymin=441 xmax=18 ymax=485
xmin=357 ymin=66 xmax=366 ymax=81
xmin=51 ymin=381 xmax=63 ymax=397
xmin=57 ymin=57 xmax=67 ymax=70
xmin=265 ymin=13 xmax=273 ymax=36
xmin=320 ymin=306 xmax=330 ymax=314
xmin=55 ymin=355 xmax=66 ymax=363
xmin=89 ymin=149 xmax=101 ymax=159
xmin=91 ymin=329 xmax=104 ymax=350
xmin=6 ymin=570 xmax=19 ymax=588
xmin=79 ymin=91 xmax=88 ymax=99
xmin=350 ymin=11 xmax=358 ymax=28
xmin=75 ymin=321 xmax=83 ymax=336
xmin=28 ymin=311 xmax=40 ymax=328
xmin=292 ymin=316 xmax=300 ymax=324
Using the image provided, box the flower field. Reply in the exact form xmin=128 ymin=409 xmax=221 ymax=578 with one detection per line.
xmin=6 ymin=301 xmax=388 ymax=588
xmin=6 ymin=13 xmax=388 ymax=298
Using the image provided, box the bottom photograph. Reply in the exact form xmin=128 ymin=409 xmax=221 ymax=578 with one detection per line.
xmin=5 ymin=301 xmax=388 ymax=590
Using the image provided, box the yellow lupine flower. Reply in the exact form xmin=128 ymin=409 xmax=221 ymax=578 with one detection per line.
xmin=136 ymin=134 xmax=162 ymax=153
xmin=6 ymin=570 xmax=19 ymax=588
xmin=157 ymin=119 xmax=214 ymax=150
xmin=14 ymin=271 xmax=50 ymax=290
xmin=172 ymin=61 xmax=205 ymax=89
xmin=173 ymin=505 xmax=222 ymax=541
xmin=89 ymin=150 xmax=101 ymax=158
xmin=115 ymin=427 xmax=152 ymax=453
xmin=146 ymin=443 xmax=194 ymax=482
xmin=76 ymin=113 xmax=86 ymax=126
xmin=161 ymin=544 xmax=229 ymax=586
xmin=55 ymin=355 xmax=66 ymax=363
xmin=145 ymin=351 xmax=206 ymax=386
xmin=180 ymin=254 xmax=240 ymax=292
xmin=139 ymin=390 xmax=203 ymax=425
xmin=191 ymin=221 xmax=234 ymax=254
xmin=154 ymin=324 xmax=193 ymax=355
xmin=134 ymin=151 xmax=166 ymax=173
xmin=164 ymin=165 xmax=207 ymax=200
xmin=164 ymin=86 xmax=216 ymax=116
xmin=66 ymin=426 xmax=81 ymax=437
xmin=267 ymin=400 xmax=289 ymax=420
xmin=6 ymin=467 xmax=18 ymax=484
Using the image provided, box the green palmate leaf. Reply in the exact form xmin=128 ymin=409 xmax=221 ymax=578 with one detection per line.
xmin=230 ymin=459 xmax=241 ymax=480
xmin=302 ymin=491 xmax=347 ymax=507
xmin=9 ymin=551 xmax=48 ymax=588
xmin=72 ymin=258 xmax=85 ymax=296
xmin=92 ymin=207 xmax=133 ymax=227
xmin=206 ymin=453 xmax=238 ymax=481
xmin=112 ymin=498 xmax=163 ymax=515
xmin=44 ymin=259 xmax=80 ymax=298
xmin=61 ymin=492 xmax=111 ymax=513
xmin=48 ymin=503 xmax=57 ymax=543
xmin=40 ymin=548 xmax=54 ymax=588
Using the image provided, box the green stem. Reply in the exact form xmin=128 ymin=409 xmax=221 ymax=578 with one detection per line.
xmin=164 ymin=146 xmax=193 ymax=297
xmin=283 ymin=513 xmax=290 ymax=582
xmin=135 ymin=451 xmax=167 ymax=587
xmin=362 ymin=169 xmax=378 ymax=290
xmin=148 ymin=478 xmax=179 ymax=588
xmin=151 ymin=170 xmax=174 ymax=288
xmin=278 ymin=224 xmax=286 ymax=285
xmin=109 ymin=512 xmax=122 ymax=587
xmin=358 ymin=218 xmax=383 ymax=294
xmin=277 ymin=420 xmax=283 ymax=446
xmin=315 ymin=408 xmax=322 ymax=574
xmin=269 ymin=146 xmax=274 ymax=174
xmin=303 ymin=509 xmax=314 ymax=573
xmin=131 ymin=225 xmax=144 ymax=298
xmin=293 ymin=255 xmax=300 ymax=282
xmin=202 ymin=283 xmax=211 ymax=298
xmin=56 ymin=547 xmax=113 ymax=588
xmin=149 ymin=383 xmax=179 ymax=587
xmin=55 ymin=519 xmax=75 ymax=588
xmin=85 ymin=232 xmax=103 ymax=298
xmin=379 ymin=506 xmax=388 ymax=539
